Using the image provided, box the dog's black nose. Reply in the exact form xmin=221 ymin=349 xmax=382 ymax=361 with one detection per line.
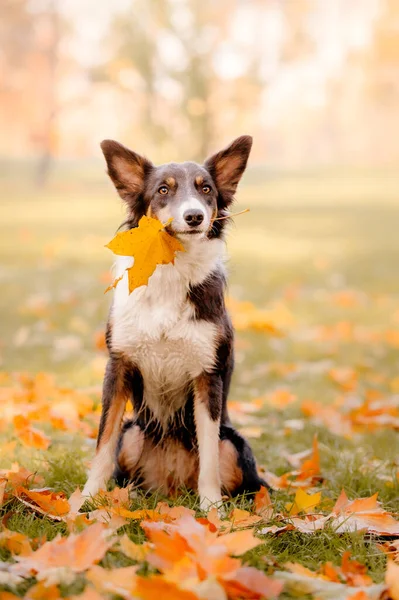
xmin=183 ymin=209 xmax=204 ymax=227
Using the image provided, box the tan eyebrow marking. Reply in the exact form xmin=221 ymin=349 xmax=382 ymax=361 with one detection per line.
xmin=165 ymin=177 xmax=176 ymax=188
xmin=195 ymin=175 xmax=204 ymax=186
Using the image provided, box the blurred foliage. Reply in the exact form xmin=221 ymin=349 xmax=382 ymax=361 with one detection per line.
xmin=1 ymin=0 xmax=399 ymax=176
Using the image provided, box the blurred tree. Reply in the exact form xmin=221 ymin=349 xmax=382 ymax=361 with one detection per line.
xmin=97 ymin=0 xmax=264 ymax=160
xmin=280 ymin=0 xmax=314 ymax=63
xmin=0 ymin=0 xmax=35 ymax=73
xmin=0 ymin=0 xmax=62 ymax=185
xmin=34 ymin=0 xmax=60 ymax=187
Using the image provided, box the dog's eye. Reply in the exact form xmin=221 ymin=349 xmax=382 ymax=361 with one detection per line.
xmin=202 ymin=185 xmax=211 ymax=194
xmin=158 ymin=186 xmax=169 ymax=195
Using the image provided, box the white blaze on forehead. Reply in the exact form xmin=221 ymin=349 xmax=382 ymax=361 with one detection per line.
xmin=179 ymin=196 xmax=205 ymax=220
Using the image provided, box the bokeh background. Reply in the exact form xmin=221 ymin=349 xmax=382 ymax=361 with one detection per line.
xmin=1 ymin=0 xmax=399 ymax=395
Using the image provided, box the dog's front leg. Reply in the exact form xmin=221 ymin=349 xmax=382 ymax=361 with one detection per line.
xmin=194 ymin=373 xmax=223 ymax=510
xmin=83 ymin=356 xmax=129 ymax=497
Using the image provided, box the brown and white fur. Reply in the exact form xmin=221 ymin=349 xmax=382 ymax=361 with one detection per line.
xmin=83 ymin=136 xmax=266 ymax=509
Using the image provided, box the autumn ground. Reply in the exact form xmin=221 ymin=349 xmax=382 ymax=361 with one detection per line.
xmin=1 ymin=166 xmax=399 ymax=599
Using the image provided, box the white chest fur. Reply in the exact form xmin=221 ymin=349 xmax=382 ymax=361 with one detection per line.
xmin=110 ymin=238 xmax=225 ymax=424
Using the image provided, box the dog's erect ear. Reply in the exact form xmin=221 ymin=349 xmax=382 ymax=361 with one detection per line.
xmin=100 ymin=140 xmax=154 ymax=213
xmin=204 ymin=135 xmax=252 ymax=205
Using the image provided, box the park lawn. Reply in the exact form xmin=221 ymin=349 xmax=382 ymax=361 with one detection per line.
xmin=1 ymin=167 xmax=399 ymax=598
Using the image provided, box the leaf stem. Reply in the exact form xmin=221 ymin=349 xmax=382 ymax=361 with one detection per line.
xmin=213 ymin=208 xmax=250 ymax=222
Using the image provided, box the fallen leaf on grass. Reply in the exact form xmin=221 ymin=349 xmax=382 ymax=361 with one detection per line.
xmin=119 ymin=534 xmax=151 ymax=561
xmin=15 ymin=487 xmax=70 ymax=519
xmin=25 ymin=582 xmax=61 ymax=600
xmin=105 ymin=216 xmax=185 ymax=294
xmin=135 ymin=576 xmax=199 ymax=600
xmin=12 ymin=523 xmax=113 ymax=578
xmin=0 ymin=479 xmax=6 ymax=507
xmin=263 ymin=435 xmax=321 ymax=491
xmin=86 ymin=565 xmax=138 ymax=598
xmin=254 ymin=485 xmax=273 ymax=517
xmin=13 ymin=415 xmax=50 ymax=450
xmin=285 ymin=552 xmax=372 ymax=588
xmin=199 ymin=507 xmax=262 ymax=534
xmin=386 ymin=560 xmax=399 ymax=599
xmin=0 ymin=529 xmax=33 ymax=556
xmin=66 ymin=589 xmax=104 ymax=600
xmin=285 ymin=489 xmax=322 ymax=516
xmin=276 ymin=571 xmax=384 ymax=600
xmin=142 ymin=515 xmax=282 ymax=599
xmin=330 ymin=490 xmax=399 ymax=535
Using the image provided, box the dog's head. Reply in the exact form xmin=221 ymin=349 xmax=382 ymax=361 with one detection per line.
xmin=101 ymin=136 xmax=252 ymax=240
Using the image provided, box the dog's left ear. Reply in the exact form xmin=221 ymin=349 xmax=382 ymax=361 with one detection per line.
xmin=204 ymin=135 xmax=253 ymax=205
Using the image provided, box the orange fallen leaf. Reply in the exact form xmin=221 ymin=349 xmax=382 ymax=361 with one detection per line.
xmin=15 ymin=487 xmax=70 ymax=518
xmin=142 ymin=515 xmax=281 ymax=599
xmin=0 ymin=529 xmax=32 ymax=556
xmin=330 ymin=490 xmax=399 ymax=535
xmin=267 ymin=389 xmax=297 ymax=409
xmin=25 ymin=582 xmax=61 ymax=600
xmin=13 ymin=523 xmax=113 ymax=576
xmin=222 ymin=566 xmax=283 ymax=599
xmin=263 ymin=436 xmax=321 ymax=492
xmin=135 ymin=576 xmax=198 ymax=600
xmin=0 ymin=463 xmax=44 ymax=489
xmin=296 ymin=435 xmax=320 ymax=481
xmin=346 ymin=592 xmax=369 ymax=600
xmin=0 ymin=479 xmax=6 ymax=507
xmin=340 ymin=551 xmax=372 ymax=586
xmin=386 ymin=560 xmax=399 ymax=600
xmin=13 ymin=415 xmax=51 ymax=450
xmin=254 ymin=486 xmax=273 ymax=517
xmin=105 ymin=216 xmax=185 ymax=294
xmin=86 ymin=565 xmax=138 ymax=597
xmin=66 ymin=589 xmax=105 ymax=600
xmin=119 ymin=534 xmax=150 ymax=562
xmin=219 ymin=528 xmax=263 ymax=555
xmin=328 ymin=366 xmax=358 ymax=392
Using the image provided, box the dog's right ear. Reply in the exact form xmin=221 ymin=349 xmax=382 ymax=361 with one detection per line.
xmin=100 ymin=140 xmax=154 ymax=213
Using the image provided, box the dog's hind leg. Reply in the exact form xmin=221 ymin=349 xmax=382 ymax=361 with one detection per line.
xmin=83 ymin=357 xmax=134 ymax=497
xmin=114 ymin=420 xmax=145 ymax=487
xmin=219 ymin=424 xmax=267 ymax=497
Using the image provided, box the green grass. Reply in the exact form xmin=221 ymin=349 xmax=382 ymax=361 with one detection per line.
xmin=1 ymin=166 xmax=399 ymax=598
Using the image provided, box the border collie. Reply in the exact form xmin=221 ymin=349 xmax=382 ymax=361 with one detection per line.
xmin=83 ymin=136 xmax=266 ymax=509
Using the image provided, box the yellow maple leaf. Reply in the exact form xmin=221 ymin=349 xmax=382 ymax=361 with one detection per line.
xmin=105 ymin=216 xmax=185 ymax=294
xmin=286 ymin=489 xmax=322 ymax=516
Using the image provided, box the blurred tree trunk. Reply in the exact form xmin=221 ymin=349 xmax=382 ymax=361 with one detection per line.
xmin=36 ymin=0 xmax=59 ymax=187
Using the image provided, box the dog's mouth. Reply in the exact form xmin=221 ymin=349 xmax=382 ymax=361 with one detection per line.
xmin=165 ymin=227 xmax=206 ymax=236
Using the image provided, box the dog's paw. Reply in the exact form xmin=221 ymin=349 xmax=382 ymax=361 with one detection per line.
xmin=199 ymin=488 xmax=223 ymax=512
xmin=82 ymin=478 xmax=104 ymax=498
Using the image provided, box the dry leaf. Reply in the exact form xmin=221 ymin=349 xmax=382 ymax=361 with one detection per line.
xmin=15 ymin=487 xmax=70 ymax=518
xmin=13 ymin=523 xmax=113 ymax=577
xmin=105 ymin=216 xmax=185 ymax=293
xmin=86 ymin=565 xmax=138 ymax=598
xmin=254 ymin=486 xmax=273 ymax=517
xmin=276 ymin=571 xmax=384 ymax=600
xmin=13 ymin=415 xmax=50 ymax=450
xmin=135 ymin=576 xmax=199 ymax=600
xmin=330 ymin=490 xmax=399 ymax=535
xmin=263 ymin=436 xmax=321 ymax=492
xmin=386 ymin=560 xmax=399 ymax=600
xmin=286 ymin=489 xmax=322 ymax=516
xmin=0 ymin=529 xmax=32 ymax=556
xmin=25 ymin=582 xmax=61 ymax=600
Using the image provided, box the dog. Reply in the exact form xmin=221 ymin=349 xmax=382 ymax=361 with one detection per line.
xmin=83 ymin=135 xmax=266 ymax=509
